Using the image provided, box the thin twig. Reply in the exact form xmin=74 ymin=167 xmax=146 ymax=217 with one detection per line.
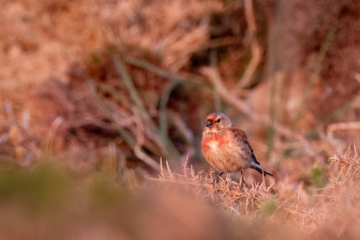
xmin=160 ymin=158 xmax=165 ymax=178
xmin=133 ymin=115 xmax=160 ymax=171
xmin=184 ymin=153 xmax=189 ymax=179
xmin=114 ymin=55 xmax=150 ymax=120
xmin=123 ymin=56 xmax=205 ymax=85
xmin=295 ymin=26 xmax=336 ymax=123
xmin=200 ymin=66 xmax=316 ymax=156
xmin=203 ymin=36 xmax=241 ymax=49
xmin=98 ymin=82 xmax=133 ymax=109
xmin=200 ymin=67 xmax=252 ymax=115
xmin=5 ymin=99 xmax=14 ymax=122
xmin=159 ymin=80 xmax=179 ymax=141
xmin=237 ymin=0 xmax=262 ymax=88
xmin=114 ymin=55 xmax=178 ymax=161
xmin=168 ymin=111 xmax=194 ymax=145
xmin=166 ymin=160 xmax=175 ymax=179
xmin=158 ymin=80 xmax=181 ymax=160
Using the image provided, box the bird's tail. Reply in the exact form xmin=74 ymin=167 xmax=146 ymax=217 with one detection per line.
xmin=250 ymin=161 xmax=273 ymax=177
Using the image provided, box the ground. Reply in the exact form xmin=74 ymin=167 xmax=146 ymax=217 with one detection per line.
xmin=1 ymin=0 xmax=360 ymax=239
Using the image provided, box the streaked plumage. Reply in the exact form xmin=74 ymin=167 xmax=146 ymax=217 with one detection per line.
xmin=201 ymin=112 xmax=273 ymax=184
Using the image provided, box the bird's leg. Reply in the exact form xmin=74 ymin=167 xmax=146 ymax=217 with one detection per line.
xmin=212 ymin=177 xmax=216 ymax=188
xmin=239 ymin=170 xmax=249 ymax=188
xmin=212 ymin=171 xmax=224 ymax=188
xmin=217 ymin=171 xmax=224 ymax=184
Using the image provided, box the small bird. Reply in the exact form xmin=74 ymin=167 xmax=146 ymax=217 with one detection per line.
xmin=201 ymin=112 xmax=273 ymax=186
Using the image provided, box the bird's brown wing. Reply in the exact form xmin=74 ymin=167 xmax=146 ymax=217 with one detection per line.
xmin=227 ymin=127 xmax=250 ymax=145
xmin=227 ymin=127 xmax=273 ymax=176
xmin=227 ymin=127 xmax=261 ymax=165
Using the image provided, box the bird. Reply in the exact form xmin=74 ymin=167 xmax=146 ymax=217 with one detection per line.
xmin=201 ymin=112 xmax=273 ymax=186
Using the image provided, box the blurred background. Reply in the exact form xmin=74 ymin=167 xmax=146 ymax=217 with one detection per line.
xmin=1 ymin=0 xmax=360 ymax=239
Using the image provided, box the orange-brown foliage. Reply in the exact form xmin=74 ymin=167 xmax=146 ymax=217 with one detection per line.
xmin=1 ymin=0 xmax=360 ymax=238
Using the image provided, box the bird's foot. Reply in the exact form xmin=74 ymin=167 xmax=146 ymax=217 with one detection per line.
xmin=212 ymin=172 xmax=225 ymax=192
xmin=239 ymin=171 xmax=249 ymax=189
xmin=212 ymin=178 xmax=217 ymax=189
xmin=239 ymin=180 xmax=249 ymax=189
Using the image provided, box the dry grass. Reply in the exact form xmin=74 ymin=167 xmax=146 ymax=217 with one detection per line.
xmin=1 ymin=0 xmax=360 ymax=239
xmin=149 ymin=149 xmax=360 ymax=237
xmin=1 ymin=148 xmax=360 ymax=239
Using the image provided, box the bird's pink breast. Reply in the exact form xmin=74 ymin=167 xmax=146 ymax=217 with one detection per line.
xmin=201 ymin=131 xmax=250 ymax=173
xmin=201 ymin=134 xmax=230 ymax=152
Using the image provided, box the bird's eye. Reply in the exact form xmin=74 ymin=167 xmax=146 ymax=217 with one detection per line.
xmin=217 ymin=119 xmax=221 ymax=123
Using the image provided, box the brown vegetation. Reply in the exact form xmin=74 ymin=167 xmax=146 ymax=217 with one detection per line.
xmin=1 ymin=0 xmax=360 ymax=239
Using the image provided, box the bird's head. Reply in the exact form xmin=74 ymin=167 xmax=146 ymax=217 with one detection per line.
xmin=204 ymin=112 xmax=232 ymax=132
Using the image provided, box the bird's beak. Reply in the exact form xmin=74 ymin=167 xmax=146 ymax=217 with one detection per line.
xmin=206 ymin=121 xmax=213 ymax=127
